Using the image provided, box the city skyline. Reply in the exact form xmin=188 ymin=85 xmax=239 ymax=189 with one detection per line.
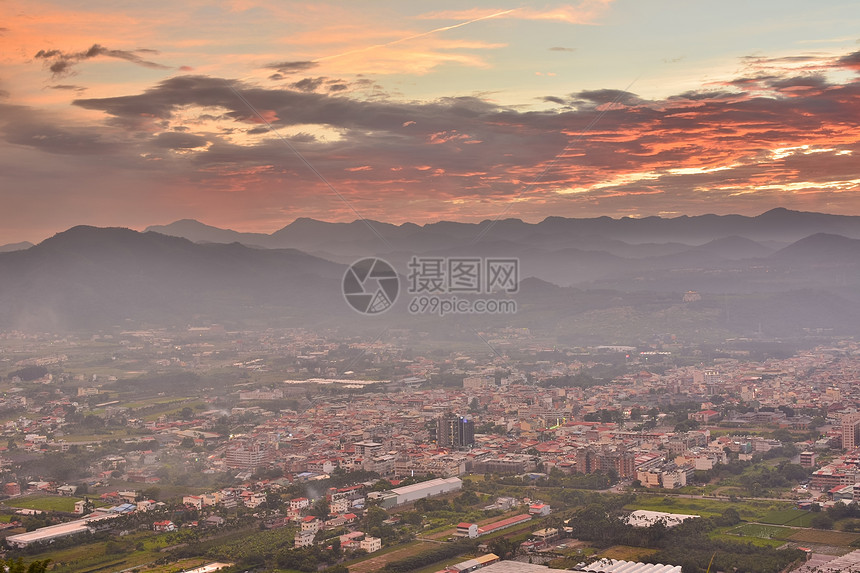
xmin=1 ymin=1 xmax=859 ymax=244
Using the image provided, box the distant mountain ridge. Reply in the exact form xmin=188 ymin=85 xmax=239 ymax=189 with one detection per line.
xmin=144 ymin=208 xmax=860 ymax=288
xmin=146 ymin=208 xmax=860 ymax=257
xmin=2 ymin=223 xmax=860 ymax=339
xmin=772 ymin=232 xmax=860 ymax=261
xmin=0 ymin=241 xmax=34 ymax=253
xmin=0 ymin=226 xmax=345 ymax=331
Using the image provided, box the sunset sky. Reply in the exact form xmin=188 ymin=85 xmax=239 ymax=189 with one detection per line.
xmin=1 ymin=0 xmax=859 ymax=244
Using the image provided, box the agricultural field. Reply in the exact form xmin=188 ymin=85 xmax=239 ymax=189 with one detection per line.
xmin=347 ymin=541 xmax=439 ymax=573
xmin=598 ymin=545 xmax=659 ymax=561
xmin=28 ymin=537 xmax=157 ymax=573
xmin=27 ymin=525 xmax=257 ymax=573
xmin=730 ymin=524 xmax=794 ymax=540
xmin=4 ymin=496 xmax=82 ymax=512
xmin=709 ymin=531 xmax=786 ymax=549
xmin=628 ymin=495 xmax=791 ymax=521
xmin=788 ymin=529 xmax=860 ymax=546
xmin=759 ymin=509 xmax=816 ymax=527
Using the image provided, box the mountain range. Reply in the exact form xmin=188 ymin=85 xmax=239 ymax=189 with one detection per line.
xmin=145 ymin=207 xmax=860 ymax=257
xmin=1 ymin=209 xmax=860 ymax=341
xmin=145 ymin=208 xmax=860 ymax=291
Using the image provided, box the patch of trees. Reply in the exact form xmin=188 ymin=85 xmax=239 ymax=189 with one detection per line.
xmin=114 ymin=371 xmax=202 ymax=393
xmin=649 ymin=525 xmax=804 ymax=573
xmin=564 ymin=500 xmax=803 ymax=573
xmin=8 ymin=366 xmax=48 ymax=381
xmin=452 ymin=490 xmax=480 ymax=510
xmin=20 ymin=451 xmax=95 ymax=482
xmin=361 ymin=505 xmax=397 ymax=543
xmin=204 ymin=524 xmax=300 ymax=565
xmin=413 ymin=498 xmax=451 ymax=513
xmin=536 ymin=469 xmax=614 ymax=490
xmin=0 ymin=559 xmax=50 ymax=573
xmin=825 ymin=501 xmax=860 ymax=524
xmin=673 ymin=419 xmax=700 ymax=433
xmin=325 ymin=469 xmax=380 ymax=488
xmin=475 ymin=422 xmax=507 ymax=435
xmin=584 ymin=409 xmax=623 ymax=423
xmin=810 ymin=514 xmax=834 ymax=529
xmin=738 ymin=463 xmax=809 ymax=496
xmin=488 ymin=536 xmax=519 ymax=559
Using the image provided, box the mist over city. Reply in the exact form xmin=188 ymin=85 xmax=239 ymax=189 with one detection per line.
xmin=2 ymin=2 xmax=860 ymax=573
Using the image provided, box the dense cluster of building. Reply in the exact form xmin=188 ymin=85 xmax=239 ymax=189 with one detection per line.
xmin=6 ymin=329 xmax=860 ymax=562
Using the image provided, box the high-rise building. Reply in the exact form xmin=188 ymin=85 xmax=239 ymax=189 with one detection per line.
xmin=842 ymin=412 xmax=860 ymax=450
xmin=226 ymin=442 xmax=270 ymax=470
xmin=436 ymin=414 xmax=475 ymax=448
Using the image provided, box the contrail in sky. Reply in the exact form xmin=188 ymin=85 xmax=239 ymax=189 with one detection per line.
xmin=314 ymin=9 xmax=517 ymax=62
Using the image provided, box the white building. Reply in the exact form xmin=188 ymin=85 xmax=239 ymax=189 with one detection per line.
xmin=6 ymin=512 xmax=118 ymax=548
xmin=360 ymin=536 xmax=382 ymax=553
xmin=294 ymin=530 xmax=315 ymax=548
xmin=182 ymin=495 xmax=204 ymax=509
xmin=301 ymin=516 xmax=321 ymax=534
xmin=379 ymin=477 xmax=462 ymax=508
xmin=456 ymin=522 xmax=479 ymax=538
xmin=290 ymin=497 xmax=310 ymax=511
xmin=625 ymin=510 xmax=699 ymax=528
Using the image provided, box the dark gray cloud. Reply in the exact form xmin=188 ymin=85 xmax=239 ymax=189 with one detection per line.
xmin=34 ymin=44 xmax=170 ymax=77
xmin=264 ymin=60 xmax=318 ymax=75
xmin=837 ymin=49 xmax=860 ymax=70
xmin=289 ymin=77 xmax=326 ymax=92
xmin=741 ymin=54 xmax=821 ymax=65
xmin=542 ymin=96 xmax=567 ymax=105
xmin=1 ymin=117 xmax=117 ymax=156
xmin=286 ymin=76 xmax=355 ymax=94
xmin=727 ymin=74 xmax=781 ymax=87
xmin=768 ymin=74 xmax=829 ymax=90
xmin=49 ymin=84 xmax=86 ymax=92
xmin=21 ymin=57 xmax=852 ymax=214
xmin=549 ymin=46 xmax=575 ymax=52
xmin=573 ymin=89 xmax=642 ymax=106
xmin=152 ymin=132 xmax=208 ymax=149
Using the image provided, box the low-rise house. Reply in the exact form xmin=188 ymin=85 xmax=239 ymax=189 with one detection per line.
xmin=301 ymin=516 xmax=321 ymax=534
xmin=204 ymin=515 xmax=225 ymax=527
xmin=528 ymin=503 xmax=551 ymax=516
xmin=182 ymin=495 xmax=204 ymax=510
xmin=243 ymin=491 xmax=267 ymax=508
xmin=456 ymin=522 xmax=479 ymax=538
xmin=360 ymin=536 xmax=382 ymax=553
xmin=295 ymin=530 xmax=315 ymax=548
xmin=153 ymin=520 xmax=176 ymax=532
xmin=290 ymin=497 xmax=310 ymax=511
